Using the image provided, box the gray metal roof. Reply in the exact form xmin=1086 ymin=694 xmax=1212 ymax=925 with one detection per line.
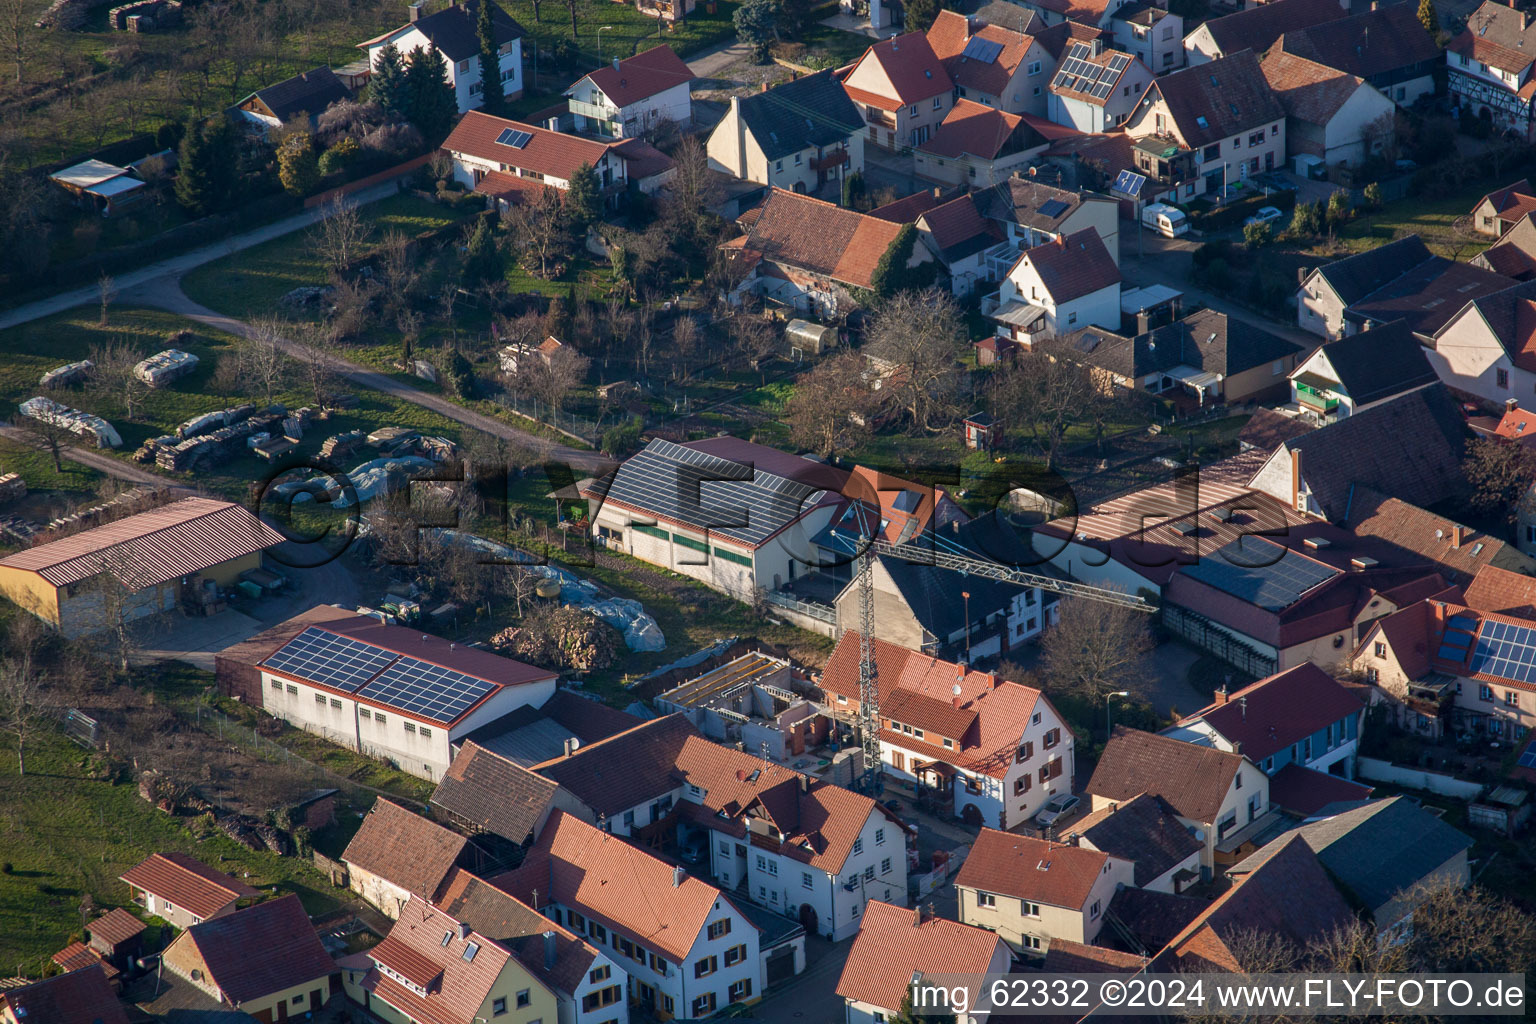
xmin=603 ymin=438 xmax=835 ymax=548
xmin=1297 ymin=797 xmax=1472 ymax=914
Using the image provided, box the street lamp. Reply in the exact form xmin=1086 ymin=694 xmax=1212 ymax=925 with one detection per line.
xmin=1105 ymin=690 xmax=1130 ymax=739
xmin=597 ymin=25 xmax=614 ymax=64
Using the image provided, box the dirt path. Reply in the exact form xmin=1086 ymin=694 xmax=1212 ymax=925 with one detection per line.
xmin=0 ymin=425 xmax=192 ymax=489
xmin=133 ymin=278 xmax=614 ymax=475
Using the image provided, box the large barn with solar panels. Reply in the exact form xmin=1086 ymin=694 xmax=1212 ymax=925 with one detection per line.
xmin=581 ymin=436 xmax=848 ymax=600
xmin=254 ymin=609 xmax=557 ymax=780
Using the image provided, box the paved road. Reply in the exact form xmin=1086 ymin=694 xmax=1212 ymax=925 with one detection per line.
xmin=752 ymin=934 xmax=853 ymax=1024
xmin=685 ymin=37 xmax=752 ymax=81
xmin=133 ymin=278 xmax=612 ymax=473
xmin=0 ymin=182 xmax=401 ymax=332
xmin=0 ymin=424 xmax=191 ymax=489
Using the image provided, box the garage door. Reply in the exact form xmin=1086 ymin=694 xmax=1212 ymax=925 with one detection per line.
xmin=766 ymin=946 xmax=796 ymax=986
xmin=251 ymin=1011 xmax=273 ymax=1024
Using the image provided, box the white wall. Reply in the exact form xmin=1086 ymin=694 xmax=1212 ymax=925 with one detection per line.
xmin=571 ymin=79 xmax=692 ymax=137
xmin=369 ymin=30 xmax=523 ymax=113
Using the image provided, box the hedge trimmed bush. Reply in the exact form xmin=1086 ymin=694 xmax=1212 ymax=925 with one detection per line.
xmin=1187 ymin=188 xmax=1296 ymax=232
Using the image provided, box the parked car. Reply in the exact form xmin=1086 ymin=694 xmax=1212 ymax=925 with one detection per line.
xmin=1244 ymin=206 xmax=1284 ymax=228
xmin=1034 ymin=793 xmax=1080 ymax=827
xmin=680 ymin=831 xmax=708 ymax=864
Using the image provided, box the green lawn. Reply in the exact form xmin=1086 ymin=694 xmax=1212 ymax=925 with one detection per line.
xmin=1333 ymin=176 xmax=1502 ymax=258
xmin=0 ymin=305 xmax=477 ymax=500
xmin=509 ymin=1 xmax=740 ymax=73
xmin=181 ymin=195 xmax=475 ymax=321
xmin=0 ymin=437 xmax=102 ymax=497
xmin=0 ymin=728 xmax=346 ymax=977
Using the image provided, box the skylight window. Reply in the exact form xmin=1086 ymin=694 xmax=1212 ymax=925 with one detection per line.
xmin=441 ymin=931 xmax=453 ymax=946
xmin=1196 ymin=115 xmax=1208 ymax=128
xmin=463 ymin=941 xmax=480 ymax=962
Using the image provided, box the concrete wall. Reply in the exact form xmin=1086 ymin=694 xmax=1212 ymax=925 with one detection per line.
xmin=1356 ymin=757 xmax=1484 ymax=798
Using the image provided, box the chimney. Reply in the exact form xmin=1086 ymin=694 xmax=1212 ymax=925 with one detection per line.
xmin=1453 ymin=524 xmax=1465 ymax=549
xmin=1238 ymin=696 xmax=1247 ymax=722
xmin=563 ymin=736 xmax=580 ymax=757
xmin=1290 ymin=447 xmax=1303 ymax=511
xmin=543 ymin=931 xmax=557 ymax=969
xmin=1232 ymin=740 xmax=1242 ymax=756
xmin=914 ymin=904 xmax=923 ymax=926
xmin=458 ymin=921 xmax=471 ymax=940
xmin=1212 ymin=685 xmax=1229 ymax=707
xmin=408 ymin=0 xmax=423 ymax=21
xmin=613 ymin=57 xmax=621 ymax=71
xmin=673 ymin=865 xmax=686 ymax=888
xmin=761 ymin=80 xmax=770 ymax=92
xmin=1508 ymin=398 xmax=1520 ymax=414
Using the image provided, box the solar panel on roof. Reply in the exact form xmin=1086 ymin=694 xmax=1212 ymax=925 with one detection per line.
xmin=1448 ymin=614 xmax=1478 ymax=631
xmin=962 ymin=36 xmax=1005 ymax=63
xmin=261 ymin=627 xmax=399 ymax=692
xmin=1468 ymin=620 xmax=1536 ymax=683
xmin=1519 ymin=749 xmax=1536 ymax=768
xmin=496 ymin=128 xmax=532 ymax=149
xmin=358 ymin=655 xmax=496 ymax=724
xmin=1180 ymin=541 xmax=1339 ymax=612
xmin=1437 ymin=644 xmax=1470 ymax=662
xmin=1108 ymin=54 xmax=1130 ymax=72
xmin=1038 ymin=198 xmax=1070 ymax=218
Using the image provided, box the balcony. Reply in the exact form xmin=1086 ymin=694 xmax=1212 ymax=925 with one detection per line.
xmin=811 ymin=147 xmax=849 ymax=172
xmin=865 ymin=107 xmax=896 ymax=130
xmin=1132 ymin=135 xmax=1194 ymax=185
xmin=1295 ymin=376 xmax=1341 ymax=415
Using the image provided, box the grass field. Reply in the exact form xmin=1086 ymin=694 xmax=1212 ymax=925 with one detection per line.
xmin=180 ymin=195 xmax=474 ymax=321
xmin=0 ymin=727 xmax=346 ymax=976
xmin=1333 ymin=176 xmax=1501 ymax=258
xmin=0 ymin=305 xmax=477 ymax=500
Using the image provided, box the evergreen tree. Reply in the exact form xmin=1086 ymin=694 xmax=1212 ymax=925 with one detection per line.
xmin=904 ymin=0 xmax=939 ymax=31
xmin=1417 ymin=0 xmax=1438 ymax=35
xmin=565 ymin=163 xmax=602 ymax=231
xmin=174 ymin=116 xmax=237 ymax=216
xmin=477 ymin=0 xmax=505 ymax=113
xmin=405 ymin=46 xmax=458 ymax=140
xmin=870 ymin=223 xmax=918 ymax=298
xmin=463 ymin=216 xmax=502 ymax=284
xmin=278 ymin=130 xmax=320 ymax=196
xmin=372 ymin=43 xmax=409 ymax=122
xmin=733 ymin=0 xmax=780 ymax=64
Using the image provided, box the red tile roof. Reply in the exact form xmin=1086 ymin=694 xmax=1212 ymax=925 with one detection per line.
xmin=1178 ymin=663 xmax=1363 ymax=763
xmin=1357 ymin=600 xmax=1435 ymax=681
xmin=1493 ymin=403 xmax=1536 ymax=443
xmin=120 ymin=852 xmax=260 ymax=921
xmin=1478 ymin=179 xmax=1536 ymax=221
xmin=955 ymin=829 xmax=1112 ymax=909
xmin=867 ymin=189 xmax=942 ymax=224
xmin=1344 ymin=489 xmax=1531 ymax=584
xmin=474 ymin=169 xmax=553 ymax=204
xmin=1448 ymin=5 xmax=1536 ymax=74
xmin=341 ymin=797 xmax=467 ymax=900
xmin=89 ymin=906 xmax=147 ymax=948
xmin=1041 ymin=939 xmax=1148 ymax=973
xmin=1 ymin=967 xmax=129 ymax=1024
xmin=1087 ymin=727 xmax=1244 ymax=824
xmin=435 ymin=867 xmax=599 ymax=997
xmin=1157 ymin=834 xmax=1352 ymax=971
xmin=835 ymin=901 xmax=1006 ymax=1013
xmin=1464 ymin=564 xmax=1536 ymax=618
xmin=823 ymin=635 xmax=1057 ymax=779
xmin=175 ymin=894 xmax=335 ymax=1004
xmin=918 ymin=99 xmax=1025 ymax=160
xmin=575 ymin=44 xmax=693 ymax=107
xmin=1260 ymin=50 xmax=1367 ymax=126
xmin=493 ymin=810 xmax=744 ymax=962
xmin=443 ymin=110 xmax=615 ymax=181
xmin=0 ymin=497 xmax=283 ymax=590
xmin=847 ymin=32 xmax=952 ymax=105
xmin=363 ymin=898 xmax=518 ymax=1024
xmin=52 ymin=941 xmax=118 ymax=980
xmin=927 ymin=10 xmax=1034 ymax=98
xmin=1267 ymin=762 xmax=1373 ymax=815
xmin=738 ymin=188 xmax=907 ymax=290
xmin=1013 ymin=227 xmax=1121 ymax=303
xmin=611 ymin=137 xmax=675 ymax=182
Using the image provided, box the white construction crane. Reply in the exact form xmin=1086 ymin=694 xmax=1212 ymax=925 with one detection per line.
xmin=851 ymin=533 xmax=1153 ymax=795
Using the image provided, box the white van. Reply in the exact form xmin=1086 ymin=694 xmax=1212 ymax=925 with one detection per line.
xmin=1141 ymin=202 xmax=1189 ymax=238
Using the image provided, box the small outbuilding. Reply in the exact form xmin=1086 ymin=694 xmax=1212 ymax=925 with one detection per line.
xmin=48 ymin=159 xmax=149 ymax=216
xmin=785 ymin=319 xmax=836 ymax=359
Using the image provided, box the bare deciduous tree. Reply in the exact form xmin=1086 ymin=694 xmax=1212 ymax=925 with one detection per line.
xmin=0 ymin=0 xmax=31 ymax=85
xmin=785 ymin=351 xmax=879 ymax=457
xmin=524 ymin=344 xmax=590 ymax=415
xmin=1038 ymin=596 xmax=1154 ymax=704
xmin=90 ymin=546 xmax=143 ymax=675
xmin=0 ymin=632 xmax=48 ymax=777
xmin=312 ymin=198 xmax=368 ymax=273
xmin=97 ymin=273 xmax=117 ymax=327
xmin=988 ymin=340 xmax=1102 ymax=471
xmin=864 ymin=288 xmax=963 ymax=433
xmin=503 ymin=186 xmax=567 ymax=279
xmin=238 ymin=317 xmax=293 ymax=405
xmin=86 ymin=340 xmax=148 ymax=420
xmin=11 ymin=410 xmax=72 ymax=473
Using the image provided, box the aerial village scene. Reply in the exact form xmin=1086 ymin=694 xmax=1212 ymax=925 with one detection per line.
xmin=0 ymin=0 xmax=1532 ymax=1019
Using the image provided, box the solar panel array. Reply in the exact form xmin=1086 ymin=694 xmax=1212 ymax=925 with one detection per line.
xmin=1038 ymin=198 xmax=1071 ymax=219
xmin=1468 ymin=619 xmax=1536 ymax=683
xmin=1180 ymin=540 xmax=1339 ymax=611
xmin=261 ymin=627 xmax=398 ymax=692
xmin=1113 ymin=169 xmax=1146 ymax=198
xmin=358 ymin=656 xmax=496 ymax=724
xmin=1050 ymin=43 xmax=1127 ymax=102
xmin=495 ymin=128 xmax=533 ymax=149
xmin=261 ymin=627 xmax=505 ymax=724
xmin=1437 ymin=621 xmax=1473 ymax=664
xmin=961 ymin=36 xmax=1004 ymax=63
xmin=1518 ymin=748 xmax=1536 ymax=769
xmin=603 ymin=438 xmax=825 ymax=546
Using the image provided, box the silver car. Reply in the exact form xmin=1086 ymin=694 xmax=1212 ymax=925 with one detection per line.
xmin=1034 ymin=793 xmax=1080 ymax=827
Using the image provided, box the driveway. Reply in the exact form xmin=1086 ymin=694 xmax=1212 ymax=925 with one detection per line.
xmin=0 ymin=425 xmax=193 ymax=489
xmin=751 ymin=934 xmax=853 ymax=1024
xmin=863 ymin=144 xmax=923 ymax=200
